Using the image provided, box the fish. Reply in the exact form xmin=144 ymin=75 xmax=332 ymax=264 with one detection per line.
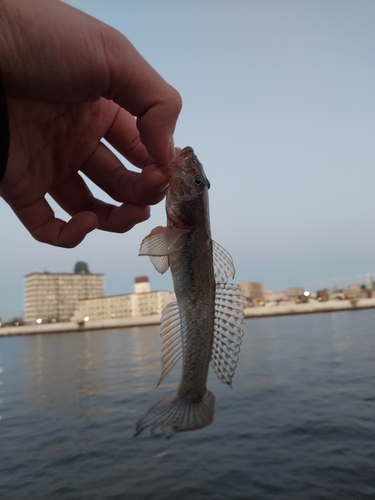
xmin=134 ymin=146 xmax=245 ymax=437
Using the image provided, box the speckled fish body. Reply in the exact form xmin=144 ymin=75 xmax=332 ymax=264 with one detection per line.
xmin=135 ymin=147 xmax=245 ymax=437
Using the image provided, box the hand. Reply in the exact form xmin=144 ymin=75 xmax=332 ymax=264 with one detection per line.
xmin=0 ymin=0 xmax=182 ymax=247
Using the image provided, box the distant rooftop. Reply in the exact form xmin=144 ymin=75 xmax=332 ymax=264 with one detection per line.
xmin=135 ymin=276 xmax=149 ymax=283
xmin=25 ymin=261 xmax=103 ymax=277
xmin=24 ymin=271 xmax=104 ymax=278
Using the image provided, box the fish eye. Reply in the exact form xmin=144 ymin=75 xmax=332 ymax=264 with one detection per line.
xmin=194 ymin=176 xmax=205 ymax=187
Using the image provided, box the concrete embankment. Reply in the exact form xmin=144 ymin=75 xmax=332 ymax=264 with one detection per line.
xmin=1 ymin=298 xmax=375 ymax=337
xmin=0 ymin=315 xmax=161 ymax=337
xmin=244 ymin=298 xmax=375 ymax=318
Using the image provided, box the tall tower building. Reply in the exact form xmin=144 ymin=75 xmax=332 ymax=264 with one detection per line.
xmin=134 ymin=276 xmax=151 ymax=294
xmin=24 ymin=263 xmax=104 ymax=324
xmin=238 ymin=281 xmax=264 ymax=307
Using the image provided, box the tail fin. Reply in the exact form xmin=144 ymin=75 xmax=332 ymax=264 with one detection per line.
xmin=134 ymin=390 xmax=215 ymax=438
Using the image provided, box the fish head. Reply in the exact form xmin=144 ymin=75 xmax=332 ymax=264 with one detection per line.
xmin=165 ymin=147 xmax=210 ymax=228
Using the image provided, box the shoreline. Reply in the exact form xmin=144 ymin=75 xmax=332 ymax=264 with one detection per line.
xmin=0 ymin=315 xmax=161 ymax=337
xmin=244 ymin=297 xmax=375 ymax=318
xmin=1 ymin=298 xmax=375 ymax=337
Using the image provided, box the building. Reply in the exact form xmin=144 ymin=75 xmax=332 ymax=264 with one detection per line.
xmin=24 ymin=263 xmax=104 ymax=324
xmin=134 ymin=275 xmax=151 ymax=294
xmin=264 ymin=290 xmax=287 ymax=303
xmin=343 ymin=285 xmax=363 ymax=300
xmin=316 ymin=289 xmax=329 ymax=302
xmin=238 ymin=281 xmax=264 ymax=307
xmin=71 ymin=276 xmax=175 ymax=322
xmin=286 ymin=287 xmax=304 ymax=299
xmin=329 ymin=289 xmax=345 ymax=300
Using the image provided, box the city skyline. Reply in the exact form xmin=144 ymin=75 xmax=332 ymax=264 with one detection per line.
xmin=2 ymin=1 xmax=375 ymax=320
xmin=1 ymin=263 xmax=374 ymax=323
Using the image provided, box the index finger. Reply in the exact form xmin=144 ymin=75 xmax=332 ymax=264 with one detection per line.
xmin=100 ymin=33 xmax=182 ymax=164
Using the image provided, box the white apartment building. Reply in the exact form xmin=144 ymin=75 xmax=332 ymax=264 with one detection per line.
xmin=238 ymin=281 xmax=264 ymax=306
xmin=71 ymin=276 xmax=175 ymax=323
xmin=238 ymin=281 xmax=264 ymax=299
xmin=24 ymin=268 xmax=104 ymax=324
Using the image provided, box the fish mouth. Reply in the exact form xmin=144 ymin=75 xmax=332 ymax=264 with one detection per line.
xmin=164 ymin=147 xmax=195 ymax=174
xmin=176 ymin=146 xmax=194 ymax=159
xmin=160 ymin=147 xmax=195 ymax=186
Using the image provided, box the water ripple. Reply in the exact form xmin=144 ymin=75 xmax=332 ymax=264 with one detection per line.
xmin=0 ymin=313 xmax=375 ymax=499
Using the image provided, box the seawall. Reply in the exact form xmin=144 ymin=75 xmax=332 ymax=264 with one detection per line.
xmin=1 ymin=298 xmax=375 ymax=337
xmin=244 ymin=298 xmax=375 ymax=318
xmin=0 ymin=315 xmax=161 ymax=337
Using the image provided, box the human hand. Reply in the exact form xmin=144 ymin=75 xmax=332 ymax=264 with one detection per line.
xmin=0 ymin=0 xmax=182 ymax=248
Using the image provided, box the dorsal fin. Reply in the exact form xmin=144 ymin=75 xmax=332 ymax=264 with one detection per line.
xmin=212 ymin=240 xmax=235 ymax=284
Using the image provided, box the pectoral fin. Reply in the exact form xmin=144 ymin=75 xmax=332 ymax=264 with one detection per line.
xmin=139 ymin=226 xmax=189 ymax=273
xmin=150 ymin=256 xmax=170 ymax=274
xmin=139 ymin=226 xmax=188 ymax=256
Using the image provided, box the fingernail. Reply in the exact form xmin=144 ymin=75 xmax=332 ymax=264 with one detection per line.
xmin=168 ymin=136 xmax=175 ymax=160
xmin=157 ymin=181 xmax=169 ymax=193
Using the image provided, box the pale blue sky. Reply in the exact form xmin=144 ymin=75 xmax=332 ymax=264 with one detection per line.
xmin=1 ymin=0 xmax=375 ymax=320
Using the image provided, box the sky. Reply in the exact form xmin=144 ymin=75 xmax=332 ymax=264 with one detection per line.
xmin=1 ymin=0 xmax=375 ymax=321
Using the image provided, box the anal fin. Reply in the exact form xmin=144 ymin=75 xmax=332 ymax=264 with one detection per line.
xmin=157 ymin=301 xmax=183 ymax=386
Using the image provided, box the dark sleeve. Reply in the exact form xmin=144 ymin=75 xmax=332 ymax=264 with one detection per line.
xmin=0 ymin=75 xmax=10 ymax=183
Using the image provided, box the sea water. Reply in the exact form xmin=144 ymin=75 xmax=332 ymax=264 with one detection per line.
xmin=0 ymin=310 xmax=375 ymax=499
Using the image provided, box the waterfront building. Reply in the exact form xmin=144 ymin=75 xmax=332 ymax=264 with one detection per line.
xmin=264 ymin=290 xmax=288 ymax=303
xmin=343 ymin=285 xmax=363 ymax=300
xmin=328 ymin=289 xmax=345 ymax=301
xmin=24 ymin=264 xmax=104 ymax=324
xmin=317 ymin=289 xmax=329 ymax=302
xmin=238 ymin=281 xmax=264 ymax=307
xmin=286 ymin=287 xmax=304 ymax=299
xmin=71 ymin=276 xmax=175 ymax=323
xmin=134 ymin=275 xmax=151 ymax=294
